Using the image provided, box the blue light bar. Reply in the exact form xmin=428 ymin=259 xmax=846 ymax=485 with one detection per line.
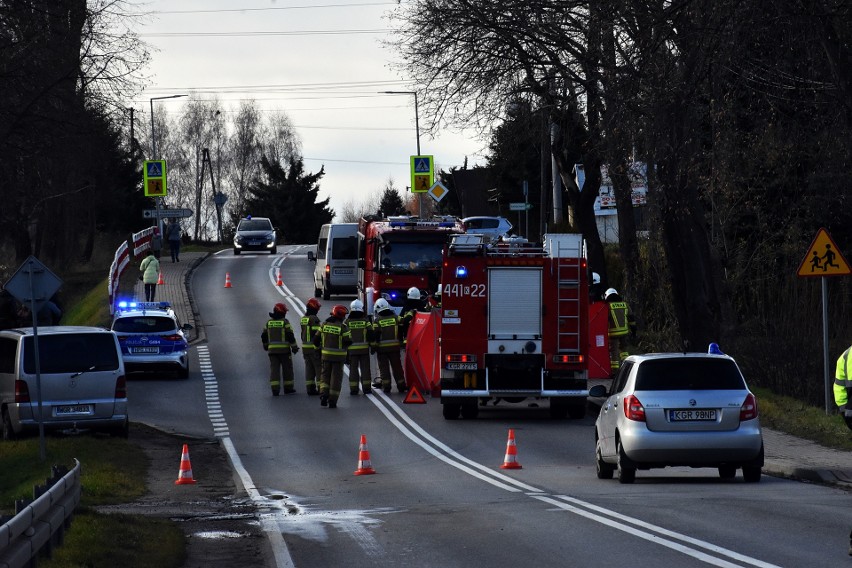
xmin=456 ymin=266 xmax=468 ymax=278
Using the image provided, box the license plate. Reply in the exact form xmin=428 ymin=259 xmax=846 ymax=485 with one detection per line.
xmin=669 ymin=409 xmax=717 ymax=421
xmin=248 ymin=240 xmax=261 ymax=245
xmin=334 ymin=269 xmax=353 ymax=275
xmin=132 ymin=346 xmax=159 ymax=354
xmin=447 ymin=362 xmax=477 ymax=370
xmin=55 ymin=404 xmax=92 ymax=416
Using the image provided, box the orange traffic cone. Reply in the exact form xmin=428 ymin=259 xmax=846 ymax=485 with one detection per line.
xmin=353 ymin=434 xmax=376 ymax=475
xmin=499 ymin=429 xmax=522 ymax=470
xmin=157 ymin=272 xmax=165 ymax=285
xmin=276 ymin=269 xmax=283 ymax=287
xmin=174 ymin=444 xmax=197 ymax=485
xmin=224 ymin=272 xmax=232 ymax=288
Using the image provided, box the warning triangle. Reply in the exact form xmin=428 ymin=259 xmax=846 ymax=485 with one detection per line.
xmin=403 ymin=385 xmax=427 ymax=404
xmin=797 ymin=228 xmax=851 ymax=277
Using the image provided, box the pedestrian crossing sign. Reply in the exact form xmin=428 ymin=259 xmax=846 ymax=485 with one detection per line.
xmin=143 ymin=160 xmax=168 ymax=197
xmin=410 ymin=155 xmax=434 ymax=193
xmin=797 ymin=228 xmax=851 ymax=277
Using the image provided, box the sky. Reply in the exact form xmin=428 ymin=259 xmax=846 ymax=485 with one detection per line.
xmin=128 ymin=0 xmax=489 ymax=221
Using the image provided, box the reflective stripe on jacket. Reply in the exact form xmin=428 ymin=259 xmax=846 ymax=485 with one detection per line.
xmin=607 ymin=301 xmax=630 ymax=337
xmin=300 ymin=314 xmax=321 ymax=351
xmin=319 ymin=322 xmax=348 ymax=361
xmin=835 ymin=347 xmax=851 ymax=407
xmin=266 ymin=319 xmax=294 ymax=353
xmin=345 ymin=316 xmax=371 ymax=354
xmin=374 ymin=313 xmax=402 ymax=352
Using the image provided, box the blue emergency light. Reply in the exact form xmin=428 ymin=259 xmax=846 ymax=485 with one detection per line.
xmin=456 ymin=266 xmax=468 ymax=278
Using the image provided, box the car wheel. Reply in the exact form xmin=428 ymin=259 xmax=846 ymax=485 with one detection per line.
xmin=270 ymin=247 xmax=277 ymax=254
xmin=617 ymin=441 xmax=636 ymax=484
xmin=718 ymin=465 xmax=736 ymax=479
xmin=595 ymin=438 xmax=614 ymax=480
xmin=442 ymin=403 xmax=461 ymax=420
xmin=111 ymin=419 xmax=129 ymax=439
xmin=460 ymin=404 xmax=479 ymax=419
xmin=567 ymin=403 xmax=587 ymax=419
xmin=233 ymin=248 xmax=240 ymax=255
xmin=742 ymin=466 xmax=762 ymax=483
xmin=2 ymin=408 xmax=16 ymax=441
xmin=322 ymin=284 xmax=331 ymax=300
xmin=178 ymin=365 xmax=189 ymax=379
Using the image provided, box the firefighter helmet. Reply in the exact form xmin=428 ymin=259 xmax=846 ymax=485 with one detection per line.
xmin=374 ymin=298 xmax=390 ymax=312
xmin=604 ymin=288 xmax=618 ymax=300
xmin=592 ymin=272 xmax=601 ymax=285
xmin=350 ymin=299 xmax=364 ymax=312
xmin=407 ymin=287 xmax=421 ymax=300
xmin=331 ymin=304 xmax=348 ymax=319
xmin=306 ymin=298 xmax=321 ymax=311
xmin=270 ymin=303 xmax=287 ymax=317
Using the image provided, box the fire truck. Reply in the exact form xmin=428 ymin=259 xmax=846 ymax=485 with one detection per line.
xmin=436 ymin=233 xmax=592 ymax=419
xmin=357 ymin=215 xmax=465 ymax=314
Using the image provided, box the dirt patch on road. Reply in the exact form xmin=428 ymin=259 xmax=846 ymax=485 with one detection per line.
xmin=97 ymin=423 xmax=272 ymax=568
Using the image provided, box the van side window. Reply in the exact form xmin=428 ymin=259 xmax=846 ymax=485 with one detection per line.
xmin=0 ymin=337 xmax=17 ymax=374
xmin=317 ymin=237 xmax=328 ymax=260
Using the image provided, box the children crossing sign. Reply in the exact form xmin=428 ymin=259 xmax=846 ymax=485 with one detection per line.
xmin=143 ymin=160 xmax=168 ymax=197
xmin=410 ymin=155 xmax=434 ymax=193
xmin=797 ymin=228 xmax=851 ymax=277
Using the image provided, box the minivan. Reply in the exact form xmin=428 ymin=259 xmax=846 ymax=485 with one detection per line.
xmin=307 ymin=223 xmax=359 ymax=299
xmin=0 ymin=326 xmax=129 ymax=440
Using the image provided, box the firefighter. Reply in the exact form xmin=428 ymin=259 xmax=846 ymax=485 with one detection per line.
xmin=604 ymin=288 xmax=636 ymax=373
xmin=400 ymin=286 xmax=427 ymax=343
xmin=261 ymin=303 xmax=299 ymax=396
xmin=313 ymin=304 xmax=351 ymax=408
xmin=834 ymin=344 xmax=852 ymax=431
xmin=372 ymin=298 xmax=408 ymax=393
xmin=345 ymin=299 xmax=373 ymax=395
xmin=299 ymin=298 xmax=323 ymax=395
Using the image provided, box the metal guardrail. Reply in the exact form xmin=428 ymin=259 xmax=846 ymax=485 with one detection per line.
xmin=0 ymin=460 xmax=81 ymax=568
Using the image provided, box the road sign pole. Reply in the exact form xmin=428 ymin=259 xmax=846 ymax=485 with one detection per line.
xmin=822 ymin=277 xmax=831 ymax=414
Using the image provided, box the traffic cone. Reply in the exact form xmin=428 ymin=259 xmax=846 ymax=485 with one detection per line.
xmin=174 ymin=443 xmax=197 ymax=485
xmin=276 ymin=269 xmax=283 ymax=286
xmin=499 ymin=429 xmax=522 ymax=469
xmin=157 ymin=272 xmax=165 ymax=285
xmin=353 ymin=434 xmax=376 ymax=475
xmin=224 ymin=272 xmax=232 ymax=288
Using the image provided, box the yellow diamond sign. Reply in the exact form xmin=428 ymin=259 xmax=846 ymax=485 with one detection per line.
xmin=428 ymin=181 xmax=449 ymax=202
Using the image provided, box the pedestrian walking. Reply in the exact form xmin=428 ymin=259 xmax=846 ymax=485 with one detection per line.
xmin=151 ymin=227 xmax=163 ymax=259
xmin=165 ymin=218 xmax=182 ymax=262
xmin=313 ymin=304 xmax=351 ymax=408
xmin=299 ymin=297 xmax=323 ymax=396
xmin=345 ymin=299 xmax=373 ymax=395
xmin=371 ymin=298 xmax=408 ymax=394
xmin=140 ymin=250 xmax=160 ymax=302
xmin=261 ymin=303 xmax=299 ymax=396
xmin=604 ymin=287 xmax=637 ymax=374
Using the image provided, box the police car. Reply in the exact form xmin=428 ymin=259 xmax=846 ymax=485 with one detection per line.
xmin=111 ymin=301 xmax=193 ymax=378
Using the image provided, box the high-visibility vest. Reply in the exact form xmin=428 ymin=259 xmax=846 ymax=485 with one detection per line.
xmin=345 ymin=316 xmax=371 ymax=354
xmin=300 ymin=314 xmax=321 ymax=352
xmin=266 ymin=319 xmax=294 ymax=353
xmin=607 ymin=301 xmax=630 ymax=337
xmin=320 ymin=322 xmax=347 ymax=361
xmin=374 ymin=313 xmax=402 ymax=352
xmin=835 ymin=347 xmax=852 ymax=407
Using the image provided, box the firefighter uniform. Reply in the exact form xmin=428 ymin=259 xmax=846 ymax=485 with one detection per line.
xmin=313 ymin=306 xmax=351 ymax=408
xmin=345 ymin=305 xmax=373 ymax=395
xmin=261 ymin=304 xmax=299 ymax=396
xmin=834 ymin=346 xmax=852 ymax=432
xmin=605 ymin=288 xmax=636 ymax=373
xmin=300 ymin=300 xmax=323 ymax=395
xmin=373 ymin=302 xmax=408 ymax=393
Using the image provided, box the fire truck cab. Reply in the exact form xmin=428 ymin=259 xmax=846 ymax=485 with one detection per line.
xmin=438 ymin=233 xmax=591 ymax=419
xmin=357 ymin=215 xmax=465 ymax=314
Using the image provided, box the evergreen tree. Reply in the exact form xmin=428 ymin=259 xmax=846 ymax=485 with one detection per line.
xmin=377 ymin=187 xmax=407 ymax=217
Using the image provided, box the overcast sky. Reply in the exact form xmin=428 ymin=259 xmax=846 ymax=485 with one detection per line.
xmin=128 ymin=0 xmax=488 ymax=220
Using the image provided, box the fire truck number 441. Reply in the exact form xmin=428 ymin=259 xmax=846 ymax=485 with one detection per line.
xmin=442 ymin=283 xmax=485 ymax=298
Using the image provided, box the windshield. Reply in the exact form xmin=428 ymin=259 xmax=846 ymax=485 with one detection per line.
xmin=378 ymin=241 xmax=444 ymax=273
xmin=238 ymin=219 xmax=273 ymax=232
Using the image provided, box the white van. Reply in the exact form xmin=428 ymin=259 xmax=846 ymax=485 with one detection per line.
xmin=0 ymin=326 xmax=129 ymax=440
xmin=307 ymin=223 xmax=359 ymax=299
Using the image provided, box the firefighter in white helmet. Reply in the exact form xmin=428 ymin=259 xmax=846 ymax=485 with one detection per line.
xmin=345 ymin=299 xmax=373 ymax=395
xmin=400 ymin=286 xmax=427 ymax=343
xmin=604 ymin=288 xmax=637 ymax=374
xmin=372 ymin=298 xmax=408 ymax=393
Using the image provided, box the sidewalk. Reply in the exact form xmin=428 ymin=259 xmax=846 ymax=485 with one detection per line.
xmin=137 ymin=251 xmax=852 ymax=489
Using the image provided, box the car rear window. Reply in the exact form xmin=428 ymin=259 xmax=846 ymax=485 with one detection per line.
xmin=331 ymin=236 xmax=357 ymax=259
xmin=635 ymin=358 xmax=746 ymax=391
xmin=112 ymin=316 xmax=176 ymax=333
xmin=23 ymin=334 xmax=120 ymax=373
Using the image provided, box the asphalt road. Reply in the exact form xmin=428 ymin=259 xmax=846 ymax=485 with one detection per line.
xmin=129 ymin=245 xmax=852 ymax=568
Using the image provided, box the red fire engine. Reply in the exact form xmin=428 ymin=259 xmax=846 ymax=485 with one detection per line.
xmin=357 ymin=215 xmax=465 ymax=314
xmin=434 ymin=233 xmax=592 ymax=419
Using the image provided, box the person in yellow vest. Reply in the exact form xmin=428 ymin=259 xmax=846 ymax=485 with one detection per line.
xmin=313 ymin=304 xmax=351 ymax=408
xmin=345 ymin=299 xmax=373 ymax=395
xmin=604 ymin=288 xmax=636 ymax=373
xmin=372 ymin=298 xmax=408 ymax=394
xmin=261 ymin=303 xmax=299 ymax=396
xmin=834 ymin=345 xmax=852 ymax=430
xmin=300 ymin=298 xmax=323 ymax=396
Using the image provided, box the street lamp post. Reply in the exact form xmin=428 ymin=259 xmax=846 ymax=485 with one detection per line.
xmin=380 ymin=90 xmax=423 ymax=215
xmin=149 ymin=94 xmax=187 ymax=232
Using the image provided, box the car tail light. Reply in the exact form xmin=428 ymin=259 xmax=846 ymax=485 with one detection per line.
xmin=325 ymin=264 xmax=330 ymax=277
xmin=623 ymin=394 xmax=646 ymax=421
xmin=116 ymin=335 xmax=128 ymax=343
xmin=14 ymin=380 xmax=30 ymax=403
xmin=740 ymin=393 xmax=758 ymax=421
xmin=115 ymin=375 xmax=127 ymax=399
xmin=446 ymin=354 xmax=476 ymax=363
xmin=161 ymin=334 xmax=183 ymax=341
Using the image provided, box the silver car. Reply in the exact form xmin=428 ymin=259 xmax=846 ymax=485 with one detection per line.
xmin=593 ymin=352 xmax=764 ymax=483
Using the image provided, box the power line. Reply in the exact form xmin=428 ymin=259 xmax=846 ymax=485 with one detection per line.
xmin=149 ymin=2 xmax=396 ymax=15
xmin=140 ymin=29 xmax=388 ymax=38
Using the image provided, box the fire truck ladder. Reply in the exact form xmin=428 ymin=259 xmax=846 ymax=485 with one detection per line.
xmin=553 ymin=240 xmax=582 ymax=354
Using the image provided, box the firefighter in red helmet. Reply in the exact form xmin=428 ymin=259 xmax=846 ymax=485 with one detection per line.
xmin=261 ymin=302 xmax=299 ymax=396
xmin=313 ymin=304 xmax=351 ymax=408
xmin=300 ymin=297 xmax=323 ymax=395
